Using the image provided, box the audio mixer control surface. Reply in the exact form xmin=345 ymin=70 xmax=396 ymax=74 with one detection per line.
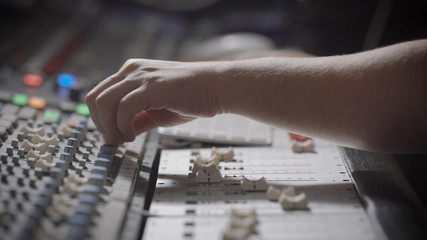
xmin=143 ymin=145 xmax=379 ymax=240
xmin=0 ymin=88 xmax=382 ymax=240
xmin=0 ymin=91 xmax=153 ymax=240
xmin=1 ymin=2 xmax=426 ymax=240
xmin=0 ymin=100 xmax=381 ymax=240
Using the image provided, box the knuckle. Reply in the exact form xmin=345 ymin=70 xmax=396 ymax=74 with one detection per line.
xmin=85 ymin=92 xmax=94 ymax=103
xmin=125 ymin=58 xmax=137 ymax=65
xmin=122 ymin=59 xmax=140 ymax=71
xmin=95 ymin=93 xmax=109 ymax=106
xmin=119 ymin=93 xmax=132 ymax=106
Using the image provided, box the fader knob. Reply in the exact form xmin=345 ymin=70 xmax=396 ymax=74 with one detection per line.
xmin=71 ymin=130 xmax=83 ymax=142
xmin=88 ymin=173 xmax=105 ymax=187
xmin=94 ymin=157 xmax=110 ymax=170
xmin=45 ymin=136 xmax=59 ymax=146
xmin=70 ymin=213 xmax=91 ymax=227
xmin=211 ymin=147 xmax=235 ymax=161
xmin=75 ymin=124 xmax=87 ymax=135
xmin=56 ymin=160 xmax=68 ymax=171
xmin=60 ymin=152 xmax=73 ymax=164
xmin=34 ymin=142 xmax=48 ymax=153
xmin=64 ymin=145 xmax=77 ymax=155
xmin=31 ymin=134 xmax=44 ymax=144
xmin=229 ymin=208 xmax=257 ymax=219
xmin=92 ymin=166 xmax=107 ymax=176
xmin=97 ymin=151 xmax=113 ymax=161
xmin=240 ymin=176 xmax=268 ymax=191
xmin=67 ymin=138 xmax=79 ymax=148
xmin=279 ymin=192 xmax=308 ymax=210
xmin=79 ymin=193 xmax=98 ymax=206
xmin=50 ymin=167 xmax=65 ymax=181
xmin=21 ymin=139 xmax=33 ymax=151
xmin=266 ymin=186 xmax=281 ymax=201
xmin=60 ymin=125 xmax=73 ymax=137
xmin=82 ymin=185 xmax=101 ymax=196
xmin=75 ymin=203 xmax=96 ymax=216
xmin=100 ymin=143 xmax=115 ymax=153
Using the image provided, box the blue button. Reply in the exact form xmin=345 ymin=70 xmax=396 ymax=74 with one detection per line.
xmin=57 ymin=73 xmax=76 ymax=88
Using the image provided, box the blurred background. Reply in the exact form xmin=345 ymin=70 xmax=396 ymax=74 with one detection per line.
xmin=1 ymin=0 xmax=426 ymax=205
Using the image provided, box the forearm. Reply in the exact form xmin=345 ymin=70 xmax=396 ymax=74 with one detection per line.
xmin=214 ymin=39 xmax=427 ymax=152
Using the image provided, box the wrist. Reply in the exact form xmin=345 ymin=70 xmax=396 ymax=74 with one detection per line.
xmin=211 ymin=59 xmax=260 ymax=116
xmin=207 ymin=61 xmax=237 ymax=115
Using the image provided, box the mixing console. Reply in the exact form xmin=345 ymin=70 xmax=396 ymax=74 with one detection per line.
xmin=143 ymin=144 xmax=378 ymax=240
xmin=1 ymin=1 xmax=426 ymax=240
xmin=0 ymin=91 xmax=153 ymax=240
xmin=0 ymin=88 xmax=384 ymax=240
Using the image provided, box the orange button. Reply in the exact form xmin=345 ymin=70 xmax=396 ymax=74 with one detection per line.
xmin=28 ymin=96 xmax=47 ymax=109
xmin=24 ymin=74 xmax=43 ymax=87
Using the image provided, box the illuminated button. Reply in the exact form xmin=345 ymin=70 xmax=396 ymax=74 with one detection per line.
xmin=289 ymin=133 xmax=311 ymax=142
xmin=43 ymin=111 xmax=61 ymax=123
xmin=24 ymin=74 xmax=43 ymax=87
xmin=28 ymin=97 xmax=46 ymax=109
xmin=57 ymin=73 xmax=76 ymax=88
xmin=75 ymin=104 xmax=90 ymax=116
xmin=12 ymin=93 xmax=29 ymax=106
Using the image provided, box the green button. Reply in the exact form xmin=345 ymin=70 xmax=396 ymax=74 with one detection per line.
xmin=75 ymin=103 xmax=90 ymax=116
xmin=43 ymin=111 xmax=61 ymax=123
xmin=12 ymin=93 xmax=29 ymax=106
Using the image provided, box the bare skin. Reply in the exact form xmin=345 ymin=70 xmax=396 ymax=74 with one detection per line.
xmin=86 ymin=39 xmax=427 ymax=153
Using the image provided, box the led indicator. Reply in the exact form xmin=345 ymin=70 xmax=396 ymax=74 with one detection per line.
xmin=12 ymin=93 xmax=29 ymax=106
xmin=57 ymin=73 xmax=76 ymax=88
xmin=75 ymin=103 xmax=90 ymax=116
xmin=289 ymin=133 xmax=311 ymax=142
xmin=28 ymin=97 xmax=47 ymax=109
xmin=23 ymin=74 xmax=43 ymax=87
xmin=43 ymin=111 xmax=61 ymax=123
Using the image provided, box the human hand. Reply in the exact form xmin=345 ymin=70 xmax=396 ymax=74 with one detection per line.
xmin=86 ymin=59 xmax=222 ymax=144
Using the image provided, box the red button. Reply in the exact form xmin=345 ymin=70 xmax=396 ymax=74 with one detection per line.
xmin=23 ymin=74 xmax=43 ymax=87
xmin=289 ymin=133 xmax=312 ymax=142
